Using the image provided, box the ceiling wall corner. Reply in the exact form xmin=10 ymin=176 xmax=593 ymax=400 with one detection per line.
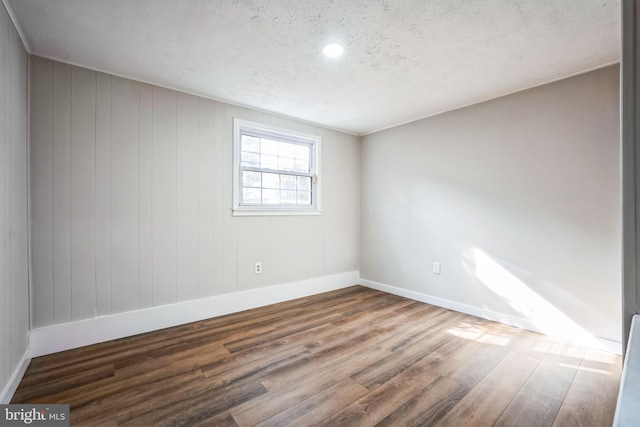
xmin=2 ymin=0 xmax=31 ymax=53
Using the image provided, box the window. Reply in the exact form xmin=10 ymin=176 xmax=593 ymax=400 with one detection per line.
xmin=233 ymin=118 xmax=321 ymax=216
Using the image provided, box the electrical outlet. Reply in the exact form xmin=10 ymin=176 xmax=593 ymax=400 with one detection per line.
xmin=255 ymin=262 xmax=262 ymax=274
xmin=433 ymin=262 xmax=441 ymax=275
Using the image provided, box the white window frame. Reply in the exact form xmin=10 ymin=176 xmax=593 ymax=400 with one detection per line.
xmin=233 ymin=118 xmax=321 ymax=216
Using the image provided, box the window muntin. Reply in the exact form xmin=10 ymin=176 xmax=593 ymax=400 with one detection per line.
xmin=233 ymin=119 xmax=321 ymax=215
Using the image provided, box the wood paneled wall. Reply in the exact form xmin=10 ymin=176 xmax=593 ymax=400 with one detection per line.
xmin=0 ymin=1 xmax=29 ymax=398
xmin=30 ymin=57 xmax=360 ymax=328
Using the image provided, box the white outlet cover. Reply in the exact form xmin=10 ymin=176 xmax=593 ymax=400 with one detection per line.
xmin=433 ymin=262 xmax=441 ymax=274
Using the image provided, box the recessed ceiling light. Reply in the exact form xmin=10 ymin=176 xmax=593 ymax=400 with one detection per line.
xmin=322 ymin=43 xmax=344 ymax=58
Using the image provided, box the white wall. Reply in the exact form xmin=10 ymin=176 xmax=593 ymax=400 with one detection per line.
xmin=29 ymin=57 xmax=359 ymax=329
xmin=360 ymin=65 xmax=621 ymax=348
xmin=0 ymin=1 xmax=30 ymax=402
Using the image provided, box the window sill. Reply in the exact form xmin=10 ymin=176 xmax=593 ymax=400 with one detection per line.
xmin=232 ymin=208 xmax=322 ymax=217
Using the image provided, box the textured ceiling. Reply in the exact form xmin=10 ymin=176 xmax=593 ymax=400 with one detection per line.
xmin=6 ymin=0 xmax=620 ymax=135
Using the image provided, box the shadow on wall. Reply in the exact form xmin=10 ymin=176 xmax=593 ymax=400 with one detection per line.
xmin=461 ymin=247 xmax=611 ymax=350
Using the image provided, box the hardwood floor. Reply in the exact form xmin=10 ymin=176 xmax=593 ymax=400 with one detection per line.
xmin=12 ymin=286 xmax=621 ymax=426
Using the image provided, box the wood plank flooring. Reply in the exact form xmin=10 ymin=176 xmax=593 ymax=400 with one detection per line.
xmin=12 ymin=286 xmax=621 ymax=426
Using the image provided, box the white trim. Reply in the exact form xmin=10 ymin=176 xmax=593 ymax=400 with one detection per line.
xmin=29 ymin=53 xmax=358 ymax=136
xmin=232 ymin=209 xmax=322 ymax=217
xmin=1 ymin=0 xmax=31 ymax=52
xmin=232 ymin=118 xmax=322 ymax=216
xmin=359 ymin=278 xmax=622 ymax=355
xmin=0 ymin=350 xmax=31 ymax=404
xmin=613 ymin=315 xmax=640 ymax=426
xmin=30 ymin=271 xmax=359 ymax=357
xmin=26 ymin=53 xmax=617 ymax=138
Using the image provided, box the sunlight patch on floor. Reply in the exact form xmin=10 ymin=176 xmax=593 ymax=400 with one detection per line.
xmin=558 ymin=363 xmax=613 ymax=376
xmin=447 ymin=326 xmax=512 ymax=346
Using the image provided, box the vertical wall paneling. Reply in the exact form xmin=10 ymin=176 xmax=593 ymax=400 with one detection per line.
xmin=309 ymin=215 xmax=324 ymax=279
xmin=9 ymin=28 xmax=29 ymax=364
xmin=70 ymin=66 xmax=96 ymax=321
xmin=325 ymin=129 xmax=359 ymax=274
xmin=269 ymin=217 xmax=287 ymax=287
xmin=261 ymin=218 xmax=273 ymax=287
xmin=110 ymin=77 xmax=140 ymax=314
xmin=245 ymin=217 xmax=264 ymax=290
xmin=298 ymin=217 xmax=311 ymax=280
xmin=13 ymin=31 xmax=29 ymax=361
xmin=198 ymin=99 xmax=215 ymax=297
xmin=52 ymin=62 xmax=72 ymax=324
xmin=222 ymin=105 xmax=238 ymax=294
xmin=284 ymin=217 xmax=300 ymax=283
xmin=237 ymin=215 xmax=263 ymax=291
xmin=176 ymin=93 xmax=199 ymax=301
xmin=152 ymin=87 xmax=178 ymax=306
xmin=212 ymin=102 xmax=225 ymax=295
xmin=0 ymin=12 xmax=7 ymax=388
xmin=1 ymin=0 xmax=29 ymax=401
xmin=138 ymin=83 xmax=153 ymax=308
xmin=30 ymin=57 xmax=54 ymax=327
xmin=29 ymin=58 xmax=361 ymax=331
xmin=95 ymin=72 xmax=112 ymax=316
xmin=236 ymin=217 xmax=247 ymax=290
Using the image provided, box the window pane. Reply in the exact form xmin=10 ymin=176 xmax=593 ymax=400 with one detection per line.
xmin=243 ymin=188 xmax=261 ymax=204
xmin=261 ymin=138 xmax=278 ymax=155
xmin=241 ymin=151 xmax=259 ymax=167
xmin=296 ymin=191 xmax=311 ymax=205
xmin=294 ymin=160 xmax=309 ymax=173
xmin=234 ymin=120 xmax=320 ymax=213
xmin=262 ymin=173 xmax=279 ymax=189
xmin=281 ymin=175 xmax=296 ymax=190
xmin=297 ymin=176 xmax=311 ymax=191
xmin=279 ymin=142 xmax=295 ymax=158
xmin=242 ymin=171 xmax=261 ymax=188
xmin=241 ymin=135 xmax=260 ymax=153
xmin=261 ymin=154 xmax=278 ymax=169
xmin=279 ymin=157 xmax=294 ymax=171
xmin=281 ymin=190 xmax=296 ymax=204
xmin=263 ymin=189 xmax=280 ymax=204
xmin=295 ymin=144 xmax=310 ymax=160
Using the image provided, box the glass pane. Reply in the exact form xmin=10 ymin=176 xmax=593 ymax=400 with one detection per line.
xmin=296 ymin=191 xmax=311 ymax=205
xmin=260 ymin=154 xmax=278 ymax=169
xmin=241 ymin=151 xmax=259 ymax=167
xmin=243 ymin=188 xmax=261 ymax=204
xmin=262 ymin=173 xmax=279 ymax=189
xmin=294 ymin=159 xmax=310 ymax=173
xmin=279 ymin=141 xmax=295 ymax=158
xmin=297 ymin=176 xmax=311 ymax=191
xmin=279 ymin=157 xmax=294 ymax=171
xmin=281 ymin=175 xmax=296 ymax=190
xmin=295 ymin=144 xmax=310 ymax=160
xmin=281 ymin=190 xmax=296 ymax=204
xmin=261 ymin=138 xmax=279 ymax=156
xmin=241 ymin=135 xmax=260 ymax=153
xmin=242 ymin=171 xmax=261 ymax=188
xmin=263 ymin=189 xmax=280 ymax=204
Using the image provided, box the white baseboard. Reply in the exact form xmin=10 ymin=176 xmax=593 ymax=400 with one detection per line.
xmin=0 ymin=350 xmax=30 ymax=404
xmin=360 ymin=278 xmax=622 ymax=355
xmin=30 ymin=271 xmax=359 ymax=357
